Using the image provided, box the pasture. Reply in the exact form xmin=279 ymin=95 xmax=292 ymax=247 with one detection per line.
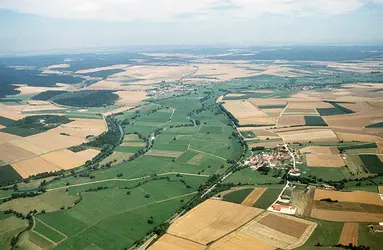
xmin=36 ymin=179 xmax=199 ymax=249
xmin=359 ymin=154 xmax=383 ymax=174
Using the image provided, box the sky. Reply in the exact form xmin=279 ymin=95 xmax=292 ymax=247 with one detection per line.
xmin=1 ymin=0 xmax=383 ymax=54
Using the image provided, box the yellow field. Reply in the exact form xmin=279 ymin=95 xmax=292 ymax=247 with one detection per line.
xmin=314 ymin=189 xmax=383 ymax=206
xmin=241 ymin=188 xmax=266 ymax=206
xmin=121 ymin=141 xmax=146 ymax=147
xmin=277 ymin=129 xmax=339 ymax=143
xmin=335 ymin=132 xmax=382 ymax=142
xmin=104 ymin=106 xmax=131 ymax=116
xmin=146 ymin=150 xmax=183 ymax=158
xmin=21 ymin=131 xmax=86 ymax=152
xmin=286 ymin=101 xmax=333 ymax=109
xmin=0 ymin=131 xmax=21 ymax=143
xmin=338 ymin=223 xmax=359 ymax=246
xmin=222 ymin=99 xmax=277 ymax=125
xmin=300 ymin=146 xmax=339 ymax=154
xmin=8 ymin=140 xmax=47 ymax=155
xmin=305 ymin=154 xmax=345 ymax=167
xmin=167 ymin=199 xmax=263 ymax=245
xmin=12 ymin=149 xmax=99 ymax=178
xmin=148 ymin=234 xmax=205 ymax=250
xmin=0 ymin=142 xmax=36 ymax=164
xmin=277 ymin=115 xmax=305 ymax=127
xmin=75 ymin=64 xmax=129 ymax=74
xmin=115 ymin=91 xmax=147 ymax=105
xmin=208 ymin=231 xmax=274 ymax=250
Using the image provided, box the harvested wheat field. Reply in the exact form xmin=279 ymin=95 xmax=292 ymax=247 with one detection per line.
xmin=241 ymin=188 xmax=266 ymax=206
xmin=314 ymin=189 xmax=383 ymax=206
xmin=223 ymin=100 xmax=267 ymax=117
xmin=0 ymin=142 xmax=36 ymax=164
xmin=300 ymin=146 xmax=339 ymax=155
xmin=76 ymin=64 xmax=129 ymax=74
xmin=187 ymin=153 xmax=204 ymax=165
xmin=12 ymin=149 xmax=99 ymax=178
xmin=248 ymin=98 xmax=287 ymax=107
xmin=0 ymin=131 xmax=21 ymax=143
xmin=310 ymin=209 xmax=383 ymax=222
xmin=207 ymin=231 xmax=274 ymax=250
xmin=323 ymin=111 xmax=383 ymax=130
xmin=278 ymin=129 xmax=339 ymax=143
xmin=21 ymin=131 xmax=86 ymax=151
xmin=115 ymin=91 xmax=147 ymax=105
xmin=104 ymin=106 xmax=131 ymax=116
xmin=11 ymin=157 xmax=61 ymax=178
xmin=338 ymin=223 xmax=359 ymax=246
xmin=21 ymin=103 xmax=64 ymax=112
xmin=121 ymin=141 xmax=146 ymax=147
xmin=379 ymin=186 xmax=383 ymax=194
xmin=147 ymin=149 xmax=183 ymax=158
xmin=287 ymin=101 xmax=333 ymax=109
xmin=263 ymin=108 xmax=284 ymax=117
xmin=305 ymin=154 xmax=345 ymax=167
xmin=277 ymin=115 xmax=305 ymax=127
xmin=148 ymin=234 xmax=205 ymax=250
xmin=249 ymin=140 xmax=283 ymax=149
xmin=167 ymin=199 xmax=263 ymax=245
xmin=335 ymin=132 xmax=382 ymax=143
xmin=8 ymin=140 xmax=47 ymax=155
xmin=240 ymin=212 xmax=316 ymax=249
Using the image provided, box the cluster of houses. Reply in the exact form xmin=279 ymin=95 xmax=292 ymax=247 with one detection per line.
xmin=245 ymin=149 xmax=291 ymax=170
xmin=244 ymin=147 xmax=302 ymax=177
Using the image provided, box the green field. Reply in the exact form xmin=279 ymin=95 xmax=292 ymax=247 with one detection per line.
xmin=365 ymin=121 xmax=383 ymax=128
xmin=0 ymin=116 xmax=15 ymax=126
xmin=223 ymin=168 xmax=285 ymax=186
xmin=304 ymin=116 xmax=328 ymax=126
xmin=0 ymin=165 xmax=22 ymax=185
xmin=222 ymin=188 xmax=253 ymax=204
xmin=37 ymin=179 xmax=197 ymax=249
xmin=253 ymin=188 xmax=282 ymax=209
xmin=359 ymin=222 xmax=383 ymax=249
xmin=296 ymin=220 xmax=343 ymax=250
xmin=34 ymin=219 xmax=66 ymax=243
xmin=359 ymin=154 xmax=383 ymax=174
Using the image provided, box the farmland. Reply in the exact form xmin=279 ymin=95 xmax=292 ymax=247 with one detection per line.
xmin=0 ymin=48 xmax=383 ymax=250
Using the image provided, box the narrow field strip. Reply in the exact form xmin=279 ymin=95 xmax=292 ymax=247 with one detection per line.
xmin=48 ymin=172 xmax=209 ymax=191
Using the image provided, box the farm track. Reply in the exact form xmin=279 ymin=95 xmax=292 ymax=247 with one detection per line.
xmin=188 ymin=148 xmax=227 ymax=161
xmin=47 ymin=172 xmax=209 ymax=191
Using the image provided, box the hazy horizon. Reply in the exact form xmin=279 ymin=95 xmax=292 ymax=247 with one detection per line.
xmin=1 ymin=0 xmax=383 ymax=54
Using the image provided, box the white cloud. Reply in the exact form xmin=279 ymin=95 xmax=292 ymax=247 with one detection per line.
xmin=0 ymin=0 xmax=381 ymax=21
